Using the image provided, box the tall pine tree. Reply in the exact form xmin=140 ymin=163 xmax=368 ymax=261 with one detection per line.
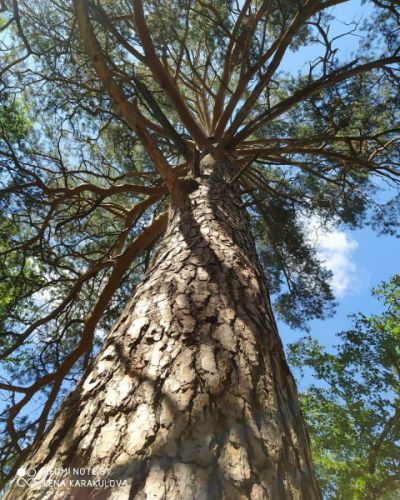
xmin=0 ymin=0 xmax=399 ymax=497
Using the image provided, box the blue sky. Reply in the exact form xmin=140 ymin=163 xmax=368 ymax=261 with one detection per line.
xmin=279 ymin=221 xmax=399 ymax=392
xmin=279 ymin=221 xmax=399 ymax=347
xmin=276 ymin=0 xmax=400 ymax=387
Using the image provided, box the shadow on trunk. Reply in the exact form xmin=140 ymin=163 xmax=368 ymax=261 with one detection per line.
xmin=4 ymin=154 xmax=320 ymax=499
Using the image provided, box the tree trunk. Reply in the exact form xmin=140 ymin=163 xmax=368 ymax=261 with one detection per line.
xmin=5 ymin=153 xmax=321 ymax=499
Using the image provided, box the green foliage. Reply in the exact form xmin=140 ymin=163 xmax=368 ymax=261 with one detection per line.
xmin=0 ymin=98 xmax=31 ymax=144
xmin=252 ymin=196 xmax=335 ymax=330
xmin=0 ymin=101 xmax=39 ymax=350
xmin=288 ymin=275 xmax=400 ymax=499
xmin=0 ymin=219 xmax=40 ymax=325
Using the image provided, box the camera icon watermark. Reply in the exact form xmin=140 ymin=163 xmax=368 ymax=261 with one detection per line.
xmin=14 ymin=465 xmax=128 ymax=489
xmin=16 ymin=467 xmax=37 ymax=487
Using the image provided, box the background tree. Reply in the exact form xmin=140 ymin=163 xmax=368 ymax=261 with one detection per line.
xmin=0 ymin=0 xmax=399 ymax=497
xmin=289 ymin=274 xmax=400 ymax=499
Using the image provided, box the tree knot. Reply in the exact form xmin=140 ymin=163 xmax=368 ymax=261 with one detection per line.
xmin=171 ymin=177 xmax=200 ymax=206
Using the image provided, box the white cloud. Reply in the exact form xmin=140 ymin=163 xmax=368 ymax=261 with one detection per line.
xmin=304 ymin=216 xmax=360 ymax=297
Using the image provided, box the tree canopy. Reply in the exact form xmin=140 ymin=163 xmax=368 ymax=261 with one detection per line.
xmin=289 ymin=274 xmax=400 ymax=499
xmin=0 ymin=0 xmax=399 ymax=487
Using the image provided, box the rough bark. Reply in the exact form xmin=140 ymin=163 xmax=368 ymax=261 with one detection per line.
xmin=5 ymin=154 xmax=321 ymax=499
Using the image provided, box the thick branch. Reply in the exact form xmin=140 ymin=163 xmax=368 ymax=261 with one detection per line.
xmin=214 ymin=0 xmax=348 ymax=139
xmin=75 ymin=0 xmax=177 ymax=192
xmin=231 ymin=56 xmax=400 ymax=146
xmin=132 ymin=0 xmax=208 ymax=149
